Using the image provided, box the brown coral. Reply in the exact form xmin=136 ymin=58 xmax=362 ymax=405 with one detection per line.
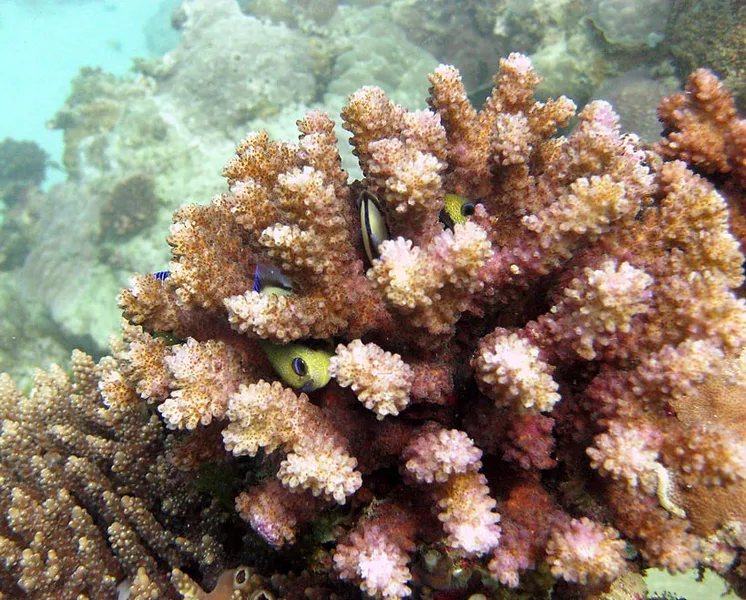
xmin=10 ymin=51 xmax=746 ymax=599
xmin=0 ymin=353 xmax=225 ymax=599
xmin=100 ymin=173 xmax=160 ymax=239
xmin=669 ymin=351 xmax=746 ymax=539
xmin=657 ymin=68 xmax=746 ymax=188
xmin=219 ymin=125 xmax=383 ymax=342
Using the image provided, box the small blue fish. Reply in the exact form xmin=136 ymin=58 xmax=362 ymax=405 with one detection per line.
xmin=252 ymin=263 xmax=293 ymax=296
xmin=153 ymin=270 xmax=171 ymax=281
xmin=252 ymin=263 xmax=332 ymax=391
xmin=359 ymin=190 xmax=390 ymax=266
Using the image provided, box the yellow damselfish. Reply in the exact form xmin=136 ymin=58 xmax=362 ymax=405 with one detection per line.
xmin=440 ymin=193 xmax=476 ymax=229
xmin=253 ymin=262 xmax=332 ymax=392
xmin=259 ymin=340 xmax=332 ymax=392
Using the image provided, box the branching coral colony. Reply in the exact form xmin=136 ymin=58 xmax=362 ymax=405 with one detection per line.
xmin=3 ymin=53 xmax=746 ymax=599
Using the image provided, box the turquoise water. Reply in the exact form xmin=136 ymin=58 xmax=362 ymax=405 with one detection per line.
xmin=0 ymin=1 xmax=744 ymax=599
xmin=0 ymin=0 xmax=179 ymax=187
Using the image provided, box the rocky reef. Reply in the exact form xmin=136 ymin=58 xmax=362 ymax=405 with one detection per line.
xmin=2 ymin=52 xmax=746 ymax=600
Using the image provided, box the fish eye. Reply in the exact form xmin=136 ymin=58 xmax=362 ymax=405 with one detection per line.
xmin=461 ymin=203 xmax=475 ymax=217
xmin=233 ymin=566 xmax=251 ymax=590
xmin=292 ymin=357 xmax=308 ymax=377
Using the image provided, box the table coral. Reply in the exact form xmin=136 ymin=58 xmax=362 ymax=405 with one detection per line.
xmin=4 ymin=53 xmax=746 ymax=599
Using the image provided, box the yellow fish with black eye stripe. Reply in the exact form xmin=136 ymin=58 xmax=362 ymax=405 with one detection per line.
xmin=359 ymin=190 xmax=390 ymax=266
xmin=253 ymin=262 xmax=332 ymax=392
xmin=439 ymin=193 xmax=477 ymax=230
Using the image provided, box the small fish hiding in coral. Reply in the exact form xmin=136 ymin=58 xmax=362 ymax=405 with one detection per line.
xmin=252 ymin=263 xmax=332 ymax=391
xmin=359 ymin=190 xmax=390 ymax=265
xmin=152 ymin=330 xmax=184 ymax=346
xmin=252 ymin=263 xmax=293 ymax=296
xmin=258 ymin=340 xmax=332 ymax=392
xmin=140 ymin=271 xmax=184 ymax=343
xmin=439 ymin=193 xmax=477 ymax=230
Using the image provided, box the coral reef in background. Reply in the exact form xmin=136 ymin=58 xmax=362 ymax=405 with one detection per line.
xmin=0 ymin=138 xmax=48 ymax=203
xmin=155 ymin=0 xmax=317 ymax=131
xmin=1 ymin=0 xmax=705 ymax=389
xmin=0 ymin=0 xmax=439 ymax=368
xmin=587 ymin=0 xmax=671 ymax=50
xmin=99 ymin=173 xmax=161 ymax=240
xmin=3 ymin=52 xmax=743 ymax=599
xmin=590 ymin=68 xmax=679 ymax=142
xmin=0 ymin=274 xmax=69 ymax=392
xmin=19 ymin=181 xmax=124 ymax=354
xmin=238 ymin=0 xmax=339 ymax=28
xmin=0 ymin=138 xmax=48 ymax=271
xmin=667 ymin=0 xmax=746 ymax=111
xmin=374 ymin=0 xmax=680 ymax=110
xmin=386 ymin=0 xmax=504 ymax=93
xmin=0 ymin=138 xmax=72 ymax=386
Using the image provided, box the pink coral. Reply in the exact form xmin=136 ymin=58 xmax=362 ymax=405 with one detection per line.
xmin=587 ymin=420 xmax=663 ymax=495
xmin=436 ymin=473 xmax=501 ymax=555
xmin=22 ymin=51 xmax=746 ymax=598
xmin=502 ymin=411 xmax=557 ymax=470
xmin=334 ymin=527 xmax=412 ymax=600
xmin=223 ymin=380 xmax=362 ymax=504
xmin=333 ymin=508 xmax=416 ymax=600
xmin=277 ymin=436 xmax=362 ymax=504
xmin=546 ymin=260 xmax=653 ymax=360
xmin=235 ymin=479 xmax=317 ymax=548
xmin=159 ymin=338 xmax=245 ymax=430
xmin=545 ymin=517 xmax=627 ymax=585
xmin=472 ymin=329 xmax=560 ymax=413
xmin=402 ymin=426 xmax=482 ymax=484
xmin=115 ymin=322 xmax=171 ymax=402
xmin=329 ymin=340 xmax=414 ymax=419
xmin=369 ymin=221 xmax=492 ymax=336
xmin=487 ymin=480 xmax=563 ymax=588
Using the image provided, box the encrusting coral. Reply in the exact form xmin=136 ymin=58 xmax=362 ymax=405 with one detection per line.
xmin=3 ymin=53 xmax=746 ymax=599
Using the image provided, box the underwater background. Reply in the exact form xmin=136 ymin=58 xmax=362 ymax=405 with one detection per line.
xmin=0 ymin=1 xmax=745 ymax=599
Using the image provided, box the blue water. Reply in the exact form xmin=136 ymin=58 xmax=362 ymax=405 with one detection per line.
xmin=0 ymin=0 xmax=178 ymax=186
xmin=0 ymin=2 xmax=742 ymax=599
